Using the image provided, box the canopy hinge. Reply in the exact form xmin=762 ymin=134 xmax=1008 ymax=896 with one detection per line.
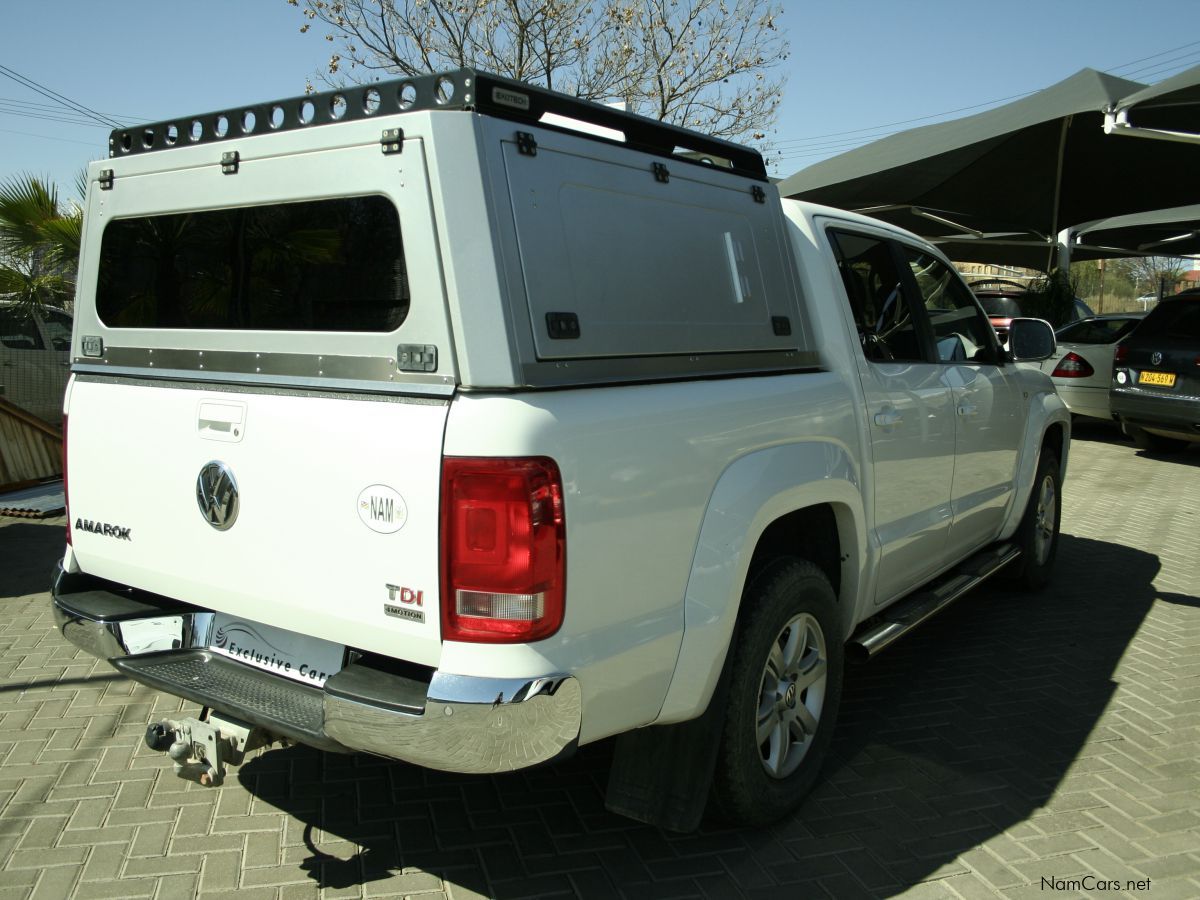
xmin=98 ymin=169 xmax=114 ymax=191
xmin=653 ymin=163 xmax=670 ymax=183
xmin=381 ymin=128 xmax=404 ymax=155
xmin=221 ymin=151 xmax=240 ymax=175
xmin=516 ymin=131 xmax=538 ymax=157
xmin=752 ymin=185 xmax=766 ymax=203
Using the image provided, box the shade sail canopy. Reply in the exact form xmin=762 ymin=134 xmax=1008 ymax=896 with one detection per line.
xmin=932 ymin=236 xmax=1115 ymax=271
xmin=1107 ymin=64 xmax=1200 ymax=137
xmin=780 ymin=68 xmax=1200 ymax=260
xmin=933 ymin=205 xmax=1200 ymax=271
xmin=1075 ymin=204 xmax=1200 ymax=257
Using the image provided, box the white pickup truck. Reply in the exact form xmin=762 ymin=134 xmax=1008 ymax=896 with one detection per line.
xmin=53 ymin=70 xmax=1068 ymax=831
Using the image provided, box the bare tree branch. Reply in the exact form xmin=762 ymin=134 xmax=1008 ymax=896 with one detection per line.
xmin=285 ymin=0 xmax=787 ymax=146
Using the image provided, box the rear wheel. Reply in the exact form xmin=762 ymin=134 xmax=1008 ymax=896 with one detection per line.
xmin=711 ymin=559 xmax=843 ymax=827
xmin=1006 ymin=449 xmax=1061 ymax=590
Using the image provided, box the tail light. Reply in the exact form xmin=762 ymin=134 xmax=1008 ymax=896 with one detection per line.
xmin=1114 ymin=344 xmax=1128 ymax=364
xmin=1051 ymin=352 xmax=1095 ymax=378
xmin=440 ymin=457 xmax=565 ymax=643
xmin=62 ymin=414 xmax=71 ymax=545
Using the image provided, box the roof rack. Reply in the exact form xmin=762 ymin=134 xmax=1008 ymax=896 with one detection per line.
xmin=108 ymin=68 xmax=767 ymax=181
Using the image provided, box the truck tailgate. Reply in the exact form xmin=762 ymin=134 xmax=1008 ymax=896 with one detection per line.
xmin=67 ymin=377 xmax=447 ymax=667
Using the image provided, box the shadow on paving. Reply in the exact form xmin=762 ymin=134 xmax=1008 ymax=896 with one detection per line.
xmin=0 ymin=521 xmax=65 ymax=599
xmin=237 ymin=532 xmax=1179 ymax=899
xmin=1070 ymin=418 xmax=1200 ymax=464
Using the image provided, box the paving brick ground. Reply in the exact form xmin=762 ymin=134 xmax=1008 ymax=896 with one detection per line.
xmin=1 ymin=422 xmax=1197 ymax=899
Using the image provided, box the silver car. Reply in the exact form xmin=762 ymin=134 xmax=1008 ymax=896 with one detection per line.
xmin=1040 ymin=313 xmax=1144 ymax=420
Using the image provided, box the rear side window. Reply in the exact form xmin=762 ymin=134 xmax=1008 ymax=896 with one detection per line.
xmin=40 ymin=310 xmax=73 ymax=350
xmin=1135 ymin=302 xmax=1200 ymax=340
xmin=0 ymin=307 xmax=44 ymax=350
xmin=97 ymin=196 xmax=408 ymax=331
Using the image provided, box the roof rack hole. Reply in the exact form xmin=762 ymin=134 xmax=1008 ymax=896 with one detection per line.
xmin=214 ymin=115 xmax=229 ymax=138
xmin=435 ymin=76 xmax=455 ymax=104
xmin=330 ymin=94 xmax=347 ymax=119
xmin=189 ymin=120 xmax=203 ymax=141
xmin=120 ymin=132 xmax=132 ymax=153
xmin=398 ymin=83 xmax=416 ymax=109
xmin=299 ymin=100 xmax=315 ymax=124
xmin=269 ymin=105 xmax=285 ymax=129
xmin=241 ymin=110 xmax=256 ymax=133
xmin=165 ymin=123 xmax=178 ymax=145
xmin=141 ymin=128 xmax=155 ymax=149
xmin=363 ymin=88 xmax=381 ymax=115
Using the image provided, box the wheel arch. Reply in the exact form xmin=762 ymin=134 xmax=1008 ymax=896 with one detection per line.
xmin=654 ymin=441 xmax=864 ymax=725
xmin=999 ymin=390 xmax=1071 ymax=541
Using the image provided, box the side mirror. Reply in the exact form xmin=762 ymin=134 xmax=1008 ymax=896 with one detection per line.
xmin=1008 ymin=317 xmax=1057 ymax=362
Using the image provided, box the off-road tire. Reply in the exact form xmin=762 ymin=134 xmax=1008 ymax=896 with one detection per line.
xmin=1005 ymin=450 xmax=1061 ymax=590
xmin=710 ymin=558 xmax=843 ymax=827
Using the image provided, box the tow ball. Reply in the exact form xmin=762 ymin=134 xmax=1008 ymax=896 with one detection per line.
xmin=144 ymin=713 xmax=275 ymax=787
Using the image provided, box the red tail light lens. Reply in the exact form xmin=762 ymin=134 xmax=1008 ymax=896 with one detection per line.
xmin=440 ymin=457 xmax=565 ymax=643
xmin=1113 ymin=344 xmax=1128 ymax=364
xmin=1051 ymin=351 xmax=1095 ymax=378
xmin=62 ymin=414 xmax=71 ymax=546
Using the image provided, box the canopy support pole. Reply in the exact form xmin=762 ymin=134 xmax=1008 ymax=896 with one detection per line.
xmin=1048 ymin=117 xmax=1071 ymax=271
xmin=1057 ymin=229 xmax=1073 ymax=272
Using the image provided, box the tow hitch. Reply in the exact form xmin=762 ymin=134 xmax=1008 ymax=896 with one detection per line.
xmin=145 ymin=712 xmax=278 ymax=786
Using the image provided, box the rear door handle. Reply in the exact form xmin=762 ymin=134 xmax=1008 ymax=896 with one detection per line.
xmin=957 ymin=402 xmax=978 ymax=417
xmin=873 ymin=410 xmax=903 ymax=427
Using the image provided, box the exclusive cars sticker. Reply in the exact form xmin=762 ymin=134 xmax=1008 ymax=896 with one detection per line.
xmin=210 ymin=616 xmax=344 ymax=686
xmin=358 ymin=485 xmax=407 ymax=533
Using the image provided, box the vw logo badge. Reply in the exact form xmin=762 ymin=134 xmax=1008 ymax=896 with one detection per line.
xmin=1151 ymin=351 xmax=1163 ymax=365
xmin=196 ymin=461 xmax=239 ymax=531
xmin=784 ymin=682 xmax=798 ymax=709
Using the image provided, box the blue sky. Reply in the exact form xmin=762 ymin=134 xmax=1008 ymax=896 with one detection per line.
xmin=2 ymin=0 xmax=1198 ymax=199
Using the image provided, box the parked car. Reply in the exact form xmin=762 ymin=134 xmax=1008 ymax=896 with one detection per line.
xmin=1111 ymin=293 xmax=1200 ymax=451
xmin=0 ymin=301 xmax=72 ymax=424
xmin=1039 ymin=313 xmax=1145 ymax=420
xmin=971 ymin=278 xmax=1094 ymax=344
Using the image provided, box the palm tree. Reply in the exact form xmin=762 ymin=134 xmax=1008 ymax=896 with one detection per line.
xmin=0 ymin=174 xmax=83 ymax=316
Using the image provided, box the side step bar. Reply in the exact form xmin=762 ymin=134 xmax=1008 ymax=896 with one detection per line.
xmin=848 ymin=542 xmax=1020 ymax=662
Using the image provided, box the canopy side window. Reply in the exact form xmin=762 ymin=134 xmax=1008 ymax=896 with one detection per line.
xmin=828 ymin=229 xmax=925 ymax=364
xmin=901 ymin=248 xmax=1000 ymax=363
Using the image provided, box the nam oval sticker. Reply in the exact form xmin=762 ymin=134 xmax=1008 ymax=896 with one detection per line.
xmin=357 ymin=485 xmax=408 ymax=534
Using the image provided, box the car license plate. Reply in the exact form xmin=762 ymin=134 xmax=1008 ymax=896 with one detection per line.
xmin=209 ymin=614 xmax=344 ymax=686
xmin=1138 ymin=370 xmax=1176 ymax=387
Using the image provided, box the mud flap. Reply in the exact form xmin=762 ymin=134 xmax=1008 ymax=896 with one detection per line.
xmin=604 ymin=652 xmax=732 ymax=832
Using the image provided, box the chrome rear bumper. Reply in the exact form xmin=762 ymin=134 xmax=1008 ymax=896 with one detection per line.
xmin=51 ymin=565 xmax=580 ymax=773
